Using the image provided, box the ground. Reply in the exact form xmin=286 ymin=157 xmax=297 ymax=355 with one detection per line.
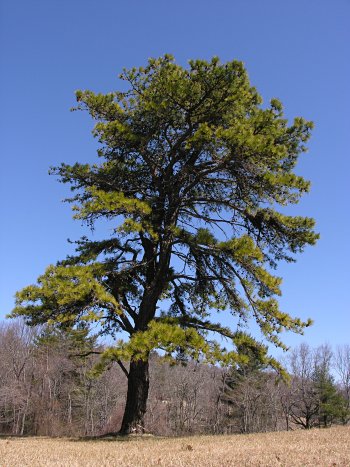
xmin=1 ymin=425 xmax=349 ymax=466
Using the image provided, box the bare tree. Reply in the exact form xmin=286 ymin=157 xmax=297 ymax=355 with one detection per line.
xmin=0 ymin=320 xmax=38 ymax=434
xmin=334 ymin=344 xmax=350 ymax=423
xmin=286 ymin=344 xmax=319 ymax=429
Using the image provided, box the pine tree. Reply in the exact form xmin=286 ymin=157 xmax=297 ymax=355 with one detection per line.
xmin=313 ymin=357 xmax=348 ymax=427
xmin=11 ymin=56 xmax=318 ymax=434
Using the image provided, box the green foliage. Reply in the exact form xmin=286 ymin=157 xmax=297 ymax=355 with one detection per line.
xmin=90 ymin=319 xmax=285 ymax=378
xmin=313 ymin=360 xmax=349 ymax=427
xmin=11 ymin=55 xmax=318 ymax=374
xmin=36 ymin=322 xmax=97 ymax=358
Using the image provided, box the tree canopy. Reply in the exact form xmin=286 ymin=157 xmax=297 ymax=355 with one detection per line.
xmin=11 ymin=55 xmax=318 ymax=433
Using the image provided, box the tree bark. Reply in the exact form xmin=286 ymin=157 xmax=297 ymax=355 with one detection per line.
xmin=119 ymin=358 xmax=150 ymax=435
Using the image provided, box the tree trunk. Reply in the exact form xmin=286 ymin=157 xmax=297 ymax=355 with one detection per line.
xmin=119 ymin=358 xmax=149 ymax=435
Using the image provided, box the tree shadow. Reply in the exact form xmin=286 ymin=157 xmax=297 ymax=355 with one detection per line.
xmin=69 ymin=432 xmax=159 ymax=443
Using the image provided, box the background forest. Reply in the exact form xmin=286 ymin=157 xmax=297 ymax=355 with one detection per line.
xmin=1 ymin=320 xmax=348 ymax=437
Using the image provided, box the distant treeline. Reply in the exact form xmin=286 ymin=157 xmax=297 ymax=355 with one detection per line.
xmin=0 ymin=320 xmax=349 ymax=437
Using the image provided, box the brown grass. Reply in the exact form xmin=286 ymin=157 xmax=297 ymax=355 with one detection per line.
xmin=1 ymin=425 xmax=349 ymax=466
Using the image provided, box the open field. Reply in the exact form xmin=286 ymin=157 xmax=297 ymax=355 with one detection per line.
xmin=1 ymin=426 xmax=349 ymax=466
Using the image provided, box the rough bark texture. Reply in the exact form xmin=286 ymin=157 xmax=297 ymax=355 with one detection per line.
xmin=119 ymin=359 xmax=150 ymax=435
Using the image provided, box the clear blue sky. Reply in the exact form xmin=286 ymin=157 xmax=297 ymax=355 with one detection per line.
xmin=1 ymin=0 xmax=349 ymax=351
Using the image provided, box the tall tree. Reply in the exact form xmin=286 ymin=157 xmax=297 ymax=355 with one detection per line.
xmin=287 ymin=343 xmax=320 ymax=429
xmin=335 ymin=344 xmax=350 ymax=423
xmin=11 ymin=56 xmax=318 ymax=434
xmin=313 ymin=345 xmax=348 ymax=427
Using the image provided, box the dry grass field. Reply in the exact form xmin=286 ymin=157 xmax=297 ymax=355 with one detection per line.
xmin=1 ymin=425 xmax=349 ymax=466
